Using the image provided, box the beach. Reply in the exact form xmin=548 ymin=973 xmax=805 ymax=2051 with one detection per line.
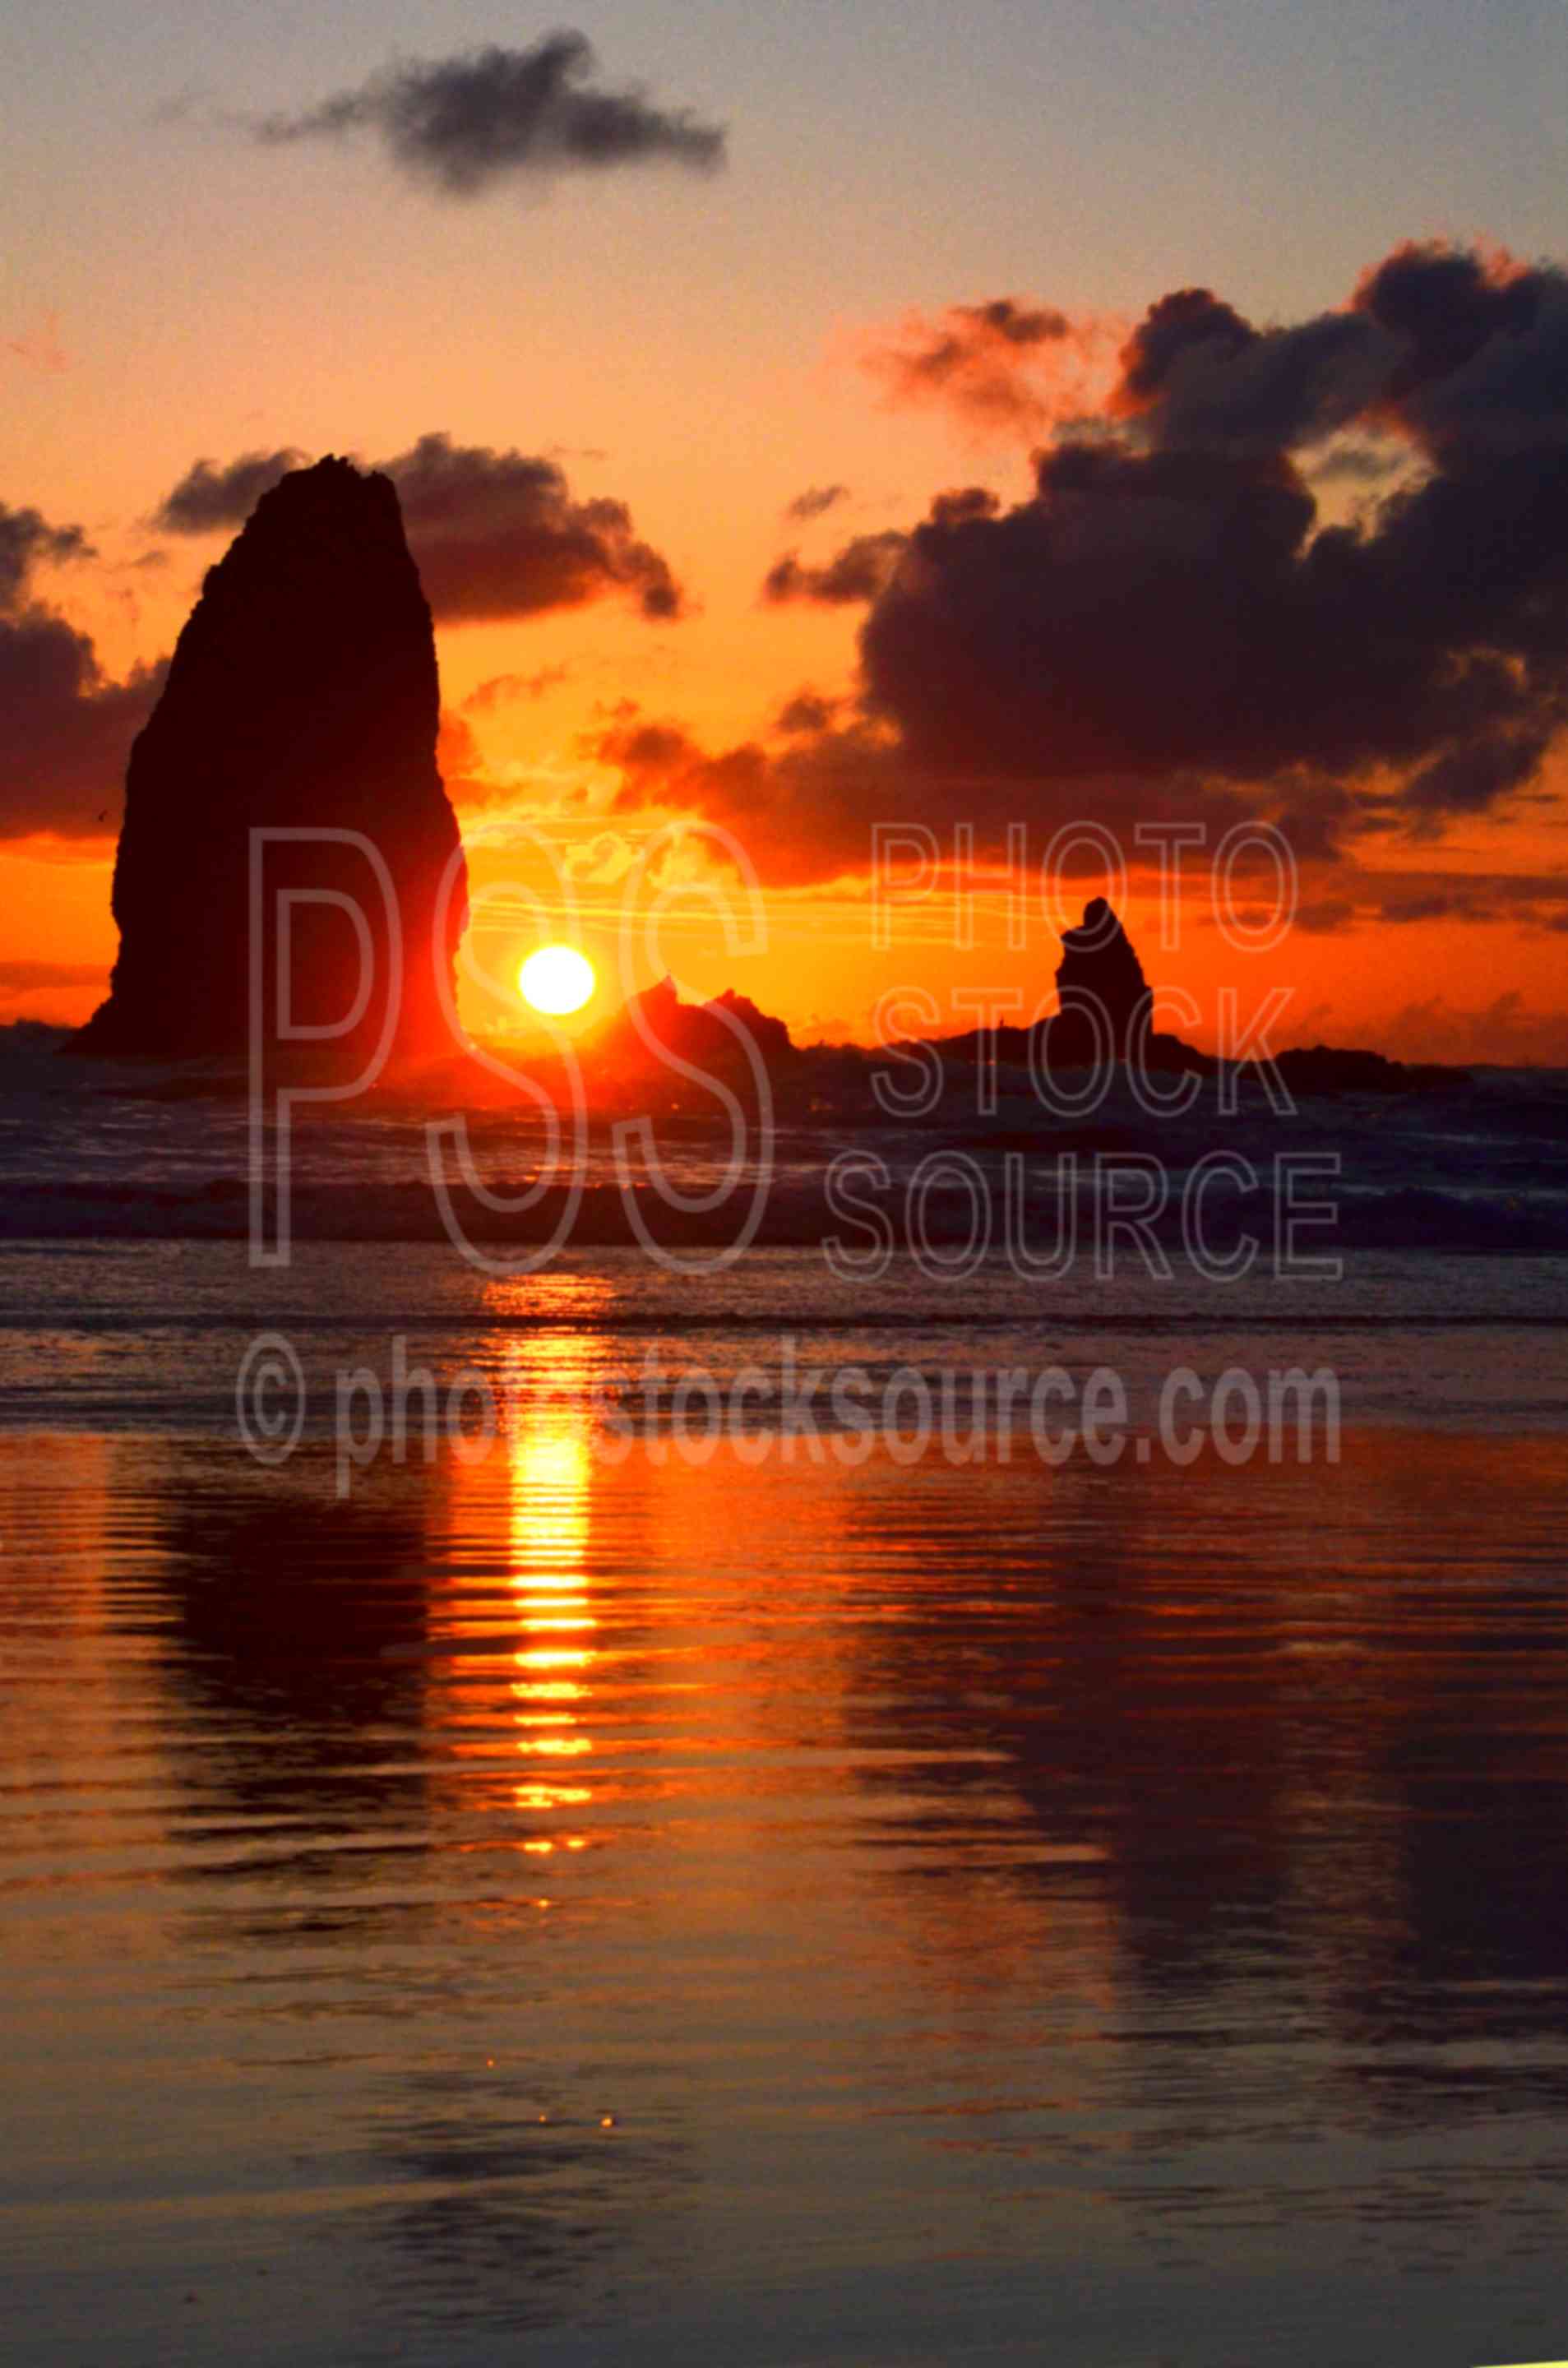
xmin=3 ymin=1238 xmax=1566 ymax=2366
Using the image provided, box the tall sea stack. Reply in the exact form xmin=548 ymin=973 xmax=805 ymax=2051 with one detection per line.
xmin=76 ymin=456 xmax=466 ymax=1069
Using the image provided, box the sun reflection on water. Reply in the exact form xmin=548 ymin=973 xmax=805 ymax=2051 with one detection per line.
xmin=493 ymin=1320 xmax=602 ymax=1824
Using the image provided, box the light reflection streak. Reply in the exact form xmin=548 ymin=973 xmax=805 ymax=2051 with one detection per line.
xmin=488 ymin=1308 xmax=604 ymax=1832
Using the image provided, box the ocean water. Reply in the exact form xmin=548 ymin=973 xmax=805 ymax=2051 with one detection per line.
xmin=3 ymin=1060 xmax=1568 ymax=2364
xmin=0 ymin=1025 xmax=1566 ymax=1253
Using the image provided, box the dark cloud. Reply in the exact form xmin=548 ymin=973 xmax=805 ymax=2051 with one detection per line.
xmin=1354 ymin=242 xmax=1564 ymax=456
xmin=250 ymin=34 xmax=726 ymax=197
xmin=153 ymin=432 xmax=687 ymax=624
xmin=1112 ymin=242 xmax=1568 ymax=466
xmin=761 ymin=531 xmax=905 ymax=606
xmin=0 ymin=504 xmax=90 ymax=606
xmin=386 ymin=432 xmax=685 ymax=622
xmin=1401 ymin=730 xmax=1553 ymax=826
xmin=784 ymin=483 xmax=849 ymax=524
xmin=1113 ymin=289 xmax=1394 ymax=455
xmin=1291 ymin=898 xmax=1358 ymax=934
xmin=0 ymin=500 xmax=166 ymax=841
xmin=1367 ymin=870 xmax=1568 ymax=925
xmin=594 ymin=243 xmax=1568 ymax=884
xmin=154 ymin=449 xmax=306 ymax=533
xmin=1379 ymin=892 xmax=1482 ymax=923
xmin=775 ymin=690 xmax=840 ymax=736
xmin=850 ymin=246 xmax=1568 ymax=825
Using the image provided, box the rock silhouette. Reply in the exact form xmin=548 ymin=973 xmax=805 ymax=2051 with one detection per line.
xmin=76 ymin=456 xmax=466 ymax=1070
xmin=1047 ymin=895 xmax=1154 ymax=1066
xmin=928 ymin=899 xmax=1456 ymax=1095
xmin=594 ymin=975 xmax=798 ymax=1089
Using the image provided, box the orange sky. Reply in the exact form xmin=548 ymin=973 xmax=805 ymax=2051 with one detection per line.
xmin=7 ymin=493 xmax=1568 ymax=1061
xmin=7 ymin=11 xmax=1568 ymax=1061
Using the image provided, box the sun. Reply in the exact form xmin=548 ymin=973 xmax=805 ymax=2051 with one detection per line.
xmin=519 ymin=944 xmax=596 ymax=1017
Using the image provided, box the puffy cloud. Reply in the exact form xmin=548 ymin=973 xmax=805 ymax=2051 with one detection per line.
xmin=761 ymin=531 xmax=906 ymax=605
xmin=594 ymin=243 xmax=1568 ymax=886
xmin=250 ymin=34 xmax=726 ymax=197
xmin=0 ymin=499 xmax=166 ymax=841
xmin=386 ymin=432 xmax=685 ymax=622
xmin=153 ymin=432 xmax=687 ymax=624
xmin=153 ymin=449 xmax=307 ymax=533
xmin=853 ymin=245 xmax=1568 ymax=822
xmin=1112 ymin=289 xmax=1391 ymax=454
xmin=775 ymin=690 xmax=840 ymax=736
xmin=0 ymin=504 xmax=90 ymax=606
xmin=1111 ymin=242 xmax=1568 ymax=465
xmin=864 ymin=297 xmax=1122 ymax=437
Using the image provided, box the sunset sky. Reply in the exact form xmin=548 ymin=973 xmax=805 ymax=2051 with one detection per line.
xmin=7 ymin=0 xmax=1568 ymax=1058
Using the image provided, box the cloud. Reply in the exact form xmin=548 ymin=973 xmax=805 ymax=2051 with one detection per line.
xmin=761 ymin=531 xmax=906 ymax=605
xmin=0 ymin=958 xmax=109 ymax=1026
xmin=153 ymin=432 xmax=687 ymax=623
xmin=434 ymin=708 xmax=502 ymax=810
xmin=594 ymin=243 xmax=1568 ymax=886
xmin=1374 ymin=991 xmax=1568 ymax=1066
xmin=562 ymin=829 xmax=638 ymax=886
xmin=1400 ymin=730 xmax=1554 ymax=826
xmin=852 ymin=247 xmax=1568 ymax=821
xmin=387 ymin=432 xmax=686 ymax=622
xmin=462 ymin=665 xmax=572 ymax=712
xmin=0 ymin=960 xmax=107 ymax=993
xmin=1307 ymin=437 xmax=1406 ymax=485
xmin=775 ymin=690 xmax=840 ymax=736
xmin=153 ymin=449 xmax=307 ymax=533
xmin=1109 ymin=242 xmax=1568 ymax=464
xmin=0 ymin=500 xmax=166 ymax=841
xmin=863 ymin=297 xmax=1123 ymax=437
xmin=249 ymin=34 xmax=726 ymax=197
xmin=1109 ymin=287 xmax=1404 ymax=456
xmin=0 ymin=505 xmax=91 ymax=606
xmin=1291 ymin=898 xmax=1359 ymax=934
xmin=784 ymin=483 xmax=849 ymax=524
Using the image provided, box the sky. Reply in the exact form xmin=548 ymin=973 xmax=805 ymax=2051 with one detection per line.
xmin=5 ymin=0 xmax=1568 ymax=1056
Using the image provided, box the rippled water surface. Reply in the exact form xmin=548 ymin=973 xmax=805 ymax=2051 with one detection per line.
xmin=3 ymin=1246 xmax=1568 ymax=2366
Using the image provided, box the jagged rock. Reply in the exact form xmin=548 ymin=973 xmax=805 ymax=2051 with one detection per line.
xmin=596 ymin=975 xmax=798 ymax=1085
xmin=1047 ymin=896 xmax=1153 ymax=1066
xmin=75 ymin=457 xmax=466 ymax=1070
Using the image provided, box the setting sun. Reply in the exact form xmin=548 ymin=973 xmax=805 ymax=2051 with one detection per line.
xmin=519 ymin=944 xmax=596 ymax=1017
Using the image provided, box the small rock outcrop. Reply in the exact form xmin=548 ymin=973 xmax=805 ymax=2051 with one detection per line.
xmin=76 ymin=457 xmax=466 ymax=1070
xmin=596 ymin=976 xmax=798 ymax=1086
